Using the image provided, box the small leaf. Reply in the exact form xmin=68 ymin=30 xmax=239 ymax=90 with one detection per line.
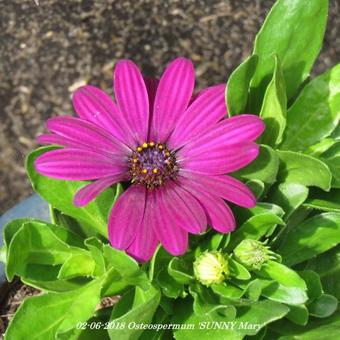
xmin=277 ymin=212 xmax=340 ymax=266
xmin=168 ymin=257 xmax=194 ymax=284
xmin=229 ymin=258 xmax=251 ymax=280
xmin=58 ymin=253 xmax=96 ymax=280
xmin=298 ymin=270 xmax=323 ymax=301
xmin=281 ymin=64 xmax=340 ymax=151
xmin=259 ymin=54 xmax=287 ymax=146
xmin=270 ymin=183 xmax=309 ymax=220
xmin=258 ymin=261 xmax=307 ymax=290
xmin=277 ymin=150 xmax=332 ymax=191
xmin=227 ymin=55 xmax=258 ymax=116
xmin=260 ymin=279 xmax=308 ymax=305
xmin=308 ymin=294 xmax=338 ymax=318
xmin=190 ymin=285 xmax=236 ymax=318
xmin=246 ymin=179 xmax=265 ymax=200
xmin=156 ymin=269 xmax=183 ymax=298
xmin=286 ymin=305 xmax=309 ymax=326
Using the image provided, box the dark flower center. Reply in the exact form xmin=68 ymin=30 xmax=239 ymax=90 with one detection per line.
xmin=128 ymin=142 xmax=179 ymax=189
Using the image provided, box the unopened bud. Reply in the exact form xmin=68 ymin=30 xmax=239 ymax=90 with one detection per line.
xmin=193 ymin=251 xmax=229 ymax=286
xmin=233 ymin=239 xmax=276 ymax=270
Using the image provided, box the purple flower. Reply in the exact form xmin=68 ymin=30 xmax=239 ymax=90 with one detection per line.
xmin=35 ymin=58 xmax=265 ymax=262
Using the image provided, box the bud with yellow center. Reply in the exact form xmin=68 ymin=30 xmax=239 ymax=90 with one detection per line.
xmin=193 ymin=251 xmax=229 ymax=286
xmin=233 ymin=239 xmax=276 ymax=271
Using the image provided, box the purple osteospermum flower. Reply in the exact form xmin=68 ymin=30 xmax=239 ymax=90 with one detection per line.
xmin=35 ymin=57 xmax=265 ymax=262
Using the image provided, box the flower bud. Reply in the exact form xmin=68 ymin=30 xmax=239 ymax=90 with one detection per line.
xmin=233 ymin=239 xmax=275 ymax=270
xmin=193 ymin=251 xmax=229 ymax=286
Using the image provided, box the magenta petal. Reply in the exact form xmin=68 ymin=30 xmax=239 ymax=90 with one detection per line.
xmin=168 ymin=84 xmax=227 ymax=149
xmin=114 ymin=60 xmax=149 ymax=144
xmin=74 ymin=174 xmax=128 ymax=207
xmin=162 ymin=182 xmax=207 ymax=234
xmin=126 ymin=191 xmax=159 ymax=262
xmin=181 ymin=172 xmax=256 ymax=208
xmin=151 ymin=188 xmax=188 ymax=256
xmin=180 ymin=114 xmax=265 ymax=152
xmin=179 ymin=178 xmax=236 ymax=233
xmin=37 ymin=134 xmax=80 ymax=149
xmin=35 ymin=148 xmax=127 ymax=180
xmin=151 ymin=57 xmax=195 ymax=142
xmin=73 ymin=85 xmax=136 ymax=147
xmin=46 ymin=116 xmax=129 ymax=155
xmin=179 ymin=142 xmax=259 ymax=175
xmin=144 ymin=77 xmax=158 ymax=117
xmin=108 ymin=185 xmax=146 ymax=250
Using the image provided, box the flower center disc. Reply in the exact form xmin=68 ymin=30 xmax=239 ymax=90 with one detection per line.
xmin=129 ymin=142 xmax=178 ymax=189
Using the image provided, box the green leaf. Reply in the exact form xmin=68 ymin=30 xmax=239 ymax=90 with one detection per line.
xmin=269 ymin=309 xmax=340 ymax=339
xmin=50 ymin=207 xmax=93 ymax=239
xmin=260 ymin=279 xmax=308 ymax=305
xmin=211 ymin=282 xmax=244 ymax=301
xmin=249 ymin=0 xmax=328 ymax=111
xmin=305 ymin=138 xmax=337 ymax=157
xmin=305 ymin=245 xmax=340 ymax=301
xmin=259 ymin=54 xmax=287 ymax=146
xmin=103 ymin=245 xmax=150 ymax=290
xmin=227 ymin=55 xmax=258 ymax=116
xmin=298 ymin=270 xmax=322 ymax=301
xmin=233 ymin=145 xmax=279 ymax=185
xmin=168 ymin=257 xmax=194 ymax=284
xmin=258 ymin=261 xmax=307 ymax=290
xmin=246 ymin=179 xmax=265 ymax=200
xmin=277 ymin=150 xmax=332 ymax=191
xmin=0 ymin=245 xmax=6 ymax=264
xmin=227 ymin=210 xmax=285 ymax=251
xmin=156 ymin=269 xmax=183 ymax=298
xmin=229 ymin=257 xmax=251 ymax=280
xmin=5 ymin=278 xmax=103 ymax=339
xmin=281 ymin=64 xmax=340 ymax=151
xmin=190 ymin=285 xmax=236 ymax=318
xmin=277 ymin=212 xmax=340 ymax=266
xmin=195 ymin=232 xmax=225 ymax=257
xmin=308 ymin=294 xmax=338 ymax=318
xmin=58 ymin=253 xmax=96 ymax=280
xmin=108 ymin=286 xmax=160 ymax=340
xmin=321 ymin=141 xmax=340 ymax=188
xmin=304 ymin=188 xmax=340 ymax=212
xmin=270 ymin=183 xmax=309 ymax=220
xmin=26 ymin=146 xmax=123 ymax=238
xmin=6 ymin=220 xmax=89 ymax=281
xmin=84 ymin=237 xmax=106 ymax=276
xmin=286 ymin=305 xmax=309 ymax=326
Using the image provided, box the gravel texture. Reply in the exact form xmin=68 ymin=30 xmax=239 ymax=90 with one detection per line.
xmin=0 ymin=0 xmax=339 ymax=214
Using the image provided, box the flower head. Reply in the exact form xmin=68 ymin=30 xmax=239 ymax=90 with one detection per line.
xmin=233 ymin=239 xmax=276 ymax=270
xmin=35 ymin=57 xmax=265 ymax=262
xmin=194 ymin=251 xmax=229 ymax=286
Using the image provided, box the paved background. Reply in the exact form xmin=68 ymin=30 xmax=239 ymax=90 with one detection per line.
xmin=1 ymin=0 xmax=339 ymax=214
